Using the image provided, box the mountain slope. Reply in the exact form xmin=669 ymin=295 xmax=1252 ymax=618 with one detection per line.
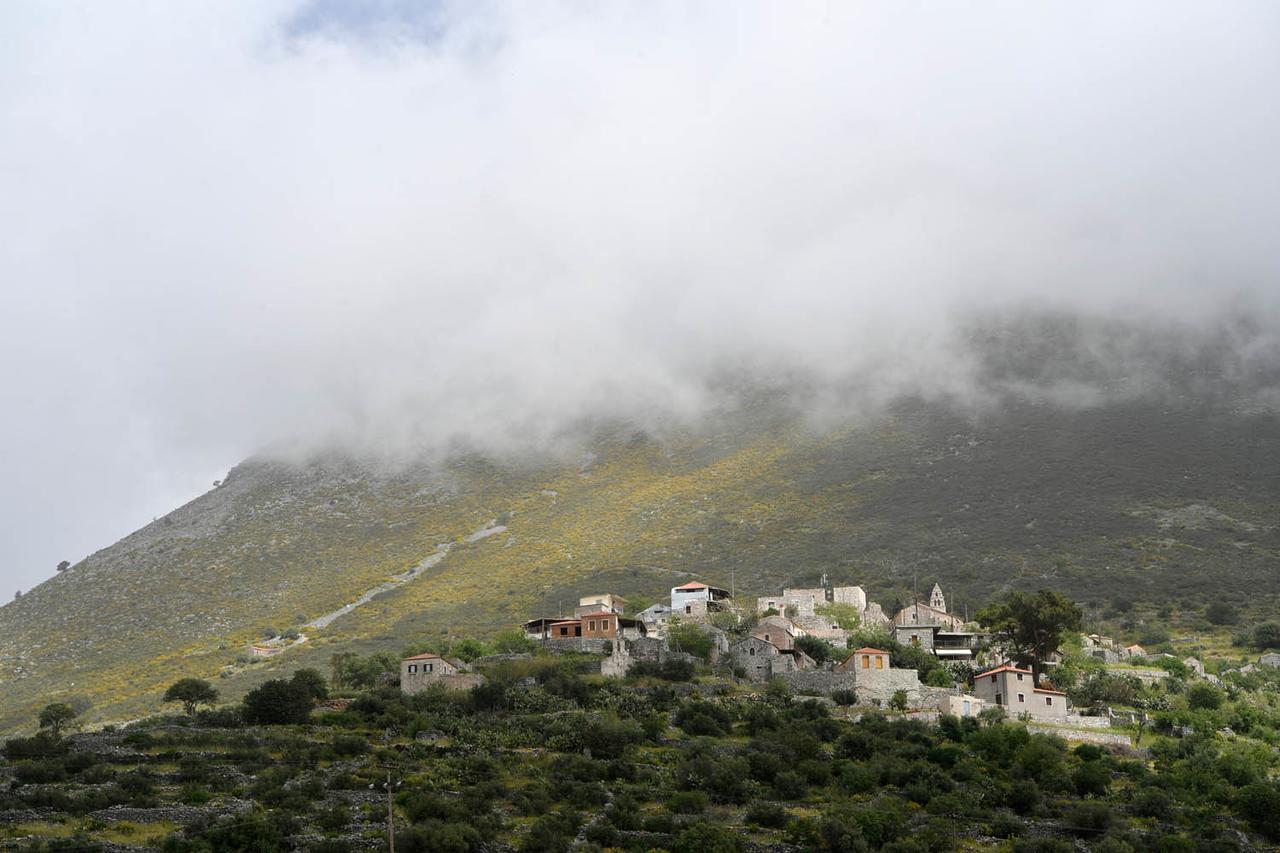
xmin=1 ymin=386 xmax=1277 ymax=733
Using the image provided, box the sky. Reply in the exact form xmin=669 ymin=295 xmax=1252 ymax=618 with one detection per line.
xmin=1 ymin=1 xmax=1279 ymax=594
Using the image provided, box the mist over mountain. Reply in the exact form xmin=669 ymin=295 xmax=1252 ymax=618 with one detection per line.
xmin=0 ymin=308 xmax=1276 ymax=733
xmin=3 ymin=2 xmax=1280 ymax=594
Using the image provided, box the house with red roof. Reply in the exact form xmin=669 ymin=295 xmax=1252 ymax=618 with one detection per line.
xmin=670 ymin=580 xmax=732 ymax=621
xmin=972 ymin=664 xmax=1068 ymax=722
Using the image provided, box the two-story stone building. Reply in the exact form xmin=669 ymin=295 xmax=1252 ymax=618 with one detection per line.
xmin=971 ymin=664 xmax=1068 ymax=722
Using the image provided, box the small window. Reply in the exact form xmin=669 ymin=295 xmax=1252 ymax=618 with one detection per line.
xmin=862 ymin=655 xmax=870 ymax=669
xmin=409 ymin=664 xmax=417 ymax=673
xmin=426 ymin=663 xmax=434 ymax=673
xmin=749 ymin=647 xmax=755 ymax=656
xmin=1017 ymin=692 xmax=1025 ymax=703
xmin=990 ymin=674 xmax=997 ymax=683
xmin=995 ymin=693 xmax=1002 ymax=705
xmin=876 ymin=656 xmax=884 ymax=669
xmin=685 ymin=606 xmax=692 ymax=614
xmin=588 ymin=620 xmax=596 ymax=631
xmin=763 ymin=634 xmax=770 ymax=641
xmin=1045 ymin=696 xmax=1053 ymax=706
xmin=1016 ymin=673 xmax=1024 ymax=681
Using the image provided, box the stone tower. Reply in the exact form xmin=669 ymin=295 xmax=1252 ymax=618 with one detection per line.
xmin=930 ymin=583 xmax=946 ymax=613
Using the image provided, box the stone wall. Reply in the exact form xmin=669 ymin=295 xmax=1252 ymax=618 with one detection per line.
xmin=1027 ymin=724 xmax=1133 ymax=747
xmin=776 ymin=670 xmax=860 ymax=696
xmin=600 ymin=637 xmax=699 ymax=678
xmin=854 ymin=669 xmax=924 ymax=707
xmin=538 ymin=637 xmax=613 ymax=654
xmin=401 ymin=672 xmax=486 ymax=695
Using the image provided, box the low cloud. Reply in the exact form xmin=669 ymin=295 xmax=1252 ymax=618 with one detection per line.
xmin=1 ymin=1 xmax=1278 ymax=590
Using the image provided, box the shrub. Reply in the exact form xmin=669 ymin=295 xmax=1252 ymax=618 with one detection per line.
xmin=629 ymin=658 xmax=695 ymax=681
xmin=674 ymin=700 xmax=731 ymax=737
xmin=1206 ymin=601 xmax=1239 ymax=625
xmin=290 ymin=668 xmax=329 ymax=701
xmin=668 ymin=790 xmax=708 ymax=814
xmin=745 ymin=802 xmax=789 ymax=828
xmin=242 ymin=679 xmax=314 ymax=725
xmin=671 ymin=822 xmax=743 ymax=853
xmin=1187 ymin=683 xmax=1224 ymax=710
xmin=667 ymin=622 xmax=715 ymax=660
xmin=831 ymin=689 xmax=858 ymax=706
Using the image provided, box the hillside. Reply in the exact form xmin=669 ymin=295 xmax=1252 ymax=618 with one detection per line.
xmin=0 ymin=369 xmax=1277 ymax=734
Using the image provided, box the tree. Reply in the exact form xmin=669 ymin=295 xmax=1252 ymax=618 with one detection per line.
xmin=38 ymin=702 xmax=78 ymax=737
xmin=667 ymin=621 xmax=714 ymax=660
xmin=242 ymin=679 xmax=314 ymax=725
xmin=1253 ymin=622 xmax=1280 ymax=650
xmin=56 ymin=560 xmax=70 ymax=573
xmin=163 ymin=678 xmax=219 ymax=715
xmin=795 ymin=635 xmax=839 ymax=665
xmin=1206 ymin=601 xmax=1239 ymax=625
xmin=815 ymin=603 xmax=862 ymax=630
xmin=977 ymin=589 xmax=1083 ymax=683
xmin=290 ymin=668 xmax=329 ymax=701
xmin=1187 ymin=683 xmax=1224 ymax=711
xmin=889 ymin=689 xmax=909 ymax=715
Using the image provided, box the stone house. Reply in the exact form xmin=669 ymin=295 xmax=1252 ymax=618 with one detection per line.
xmin=670 ymin=581 xmax=732 ymax=621
xmin=1123 ymin=644 xmax=1147 ymax=658
xmin=400 ymin=653 xmax=484 ymax=695
xmin=892 ymin=601 xmax=963 ymax=631
xmin=757 ymin=585 xmax=867 ymax=618
xmin=834 ymin=647 xmax=924 ymax=707
xmin=895 ymin=624 xmax=979 ymax=661
xmin=729 ymin=636 xmax=815 ymax=681
xmin=971 ymin=664 xmax=1068 ymax=722
xmin=1183 ymin=657 xmax=1205 ymax=676
xmin=1260 ymin=652 xmax=1280 ymax=668
xmin=753 ymin=615 xmax=801 ymax=651
xmin=638 ymin=604 xmax=674 ymax=637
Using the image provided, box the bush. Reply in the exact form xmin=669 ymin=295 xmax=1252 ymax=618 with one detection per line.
xmin=1206 ymin=601 xmax=1239 ymax=625
xmin=242 ymin=679 xmax=314 ymax=725
xmin=399 ymin=820 xmax=483 ymax=853
xmin=745 ymin=801 xmax=789 ymax=828
xmin=674 ymin=701 xmax=731 ymax=737
xmin=831 ymin=689 xmax=858 ymax=706
xmin=667 ymin=623 xmax=715 ymax=660
xmin=668 ymin=790 xmax=708 ymax=814
xmin=671 ymin=822 xmax=743 ymax=853
xmin=1187 ymin=683 xmax=1224 ymax=710
xmin=290 ymin=668 xmax=329 ymax=701
xmin=629 ymin=658 xmax=696 ymax=681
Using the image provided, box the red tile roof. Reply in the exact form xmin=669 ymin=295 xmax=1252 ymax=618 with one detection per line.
xmin=549 ymin=619 xmax=582 ymax=626
xmin=976 ymin=664 xmax=1033 ymax=678
xmin=851 ymin=647 xmax=889 ymax=656
xmin=1033 ymin=687 xmax=1067 ymax=696
xmin=402 ymin=652 xmax=441 ymax=661
xmin=673 ymin=582 xmax=709 ymax=590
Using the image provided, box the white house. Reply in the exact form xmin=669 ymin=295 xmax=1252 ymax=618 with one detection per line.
xmin=670 ymin=581 xmax=731 ymax=619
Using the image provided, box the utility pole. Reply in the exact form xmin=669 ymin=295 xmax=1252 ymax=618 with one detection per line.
xmin=381 ymin=769 xmax=398 ymax=853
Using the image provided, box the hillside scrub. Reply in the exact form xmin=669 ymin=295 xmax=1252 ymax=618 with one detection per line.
xmin=8 ymin=640 xmax=1280 ymax=851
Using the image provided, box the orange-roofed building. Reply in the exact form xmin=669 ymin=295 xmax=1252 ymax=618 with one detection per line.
xmin=972 ymin=664 xmax=1068 ymax=721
